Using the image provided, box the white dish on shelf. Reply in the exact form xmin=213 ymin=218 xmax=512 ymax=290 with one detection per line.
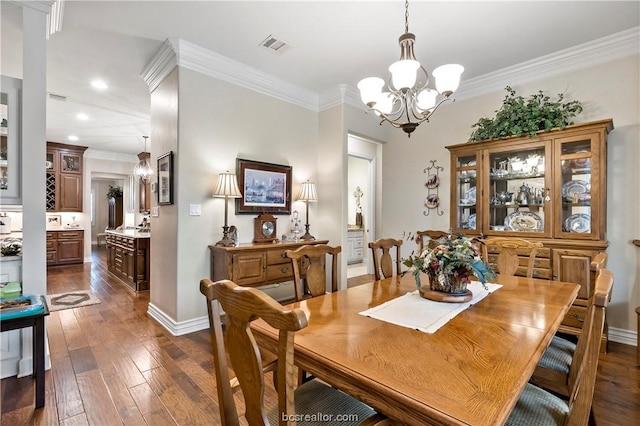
xmin=467 ymin=214 xmax=476 ymax=229
xmin=564 ymin=213 xmax=591 ymax=233
xmin=504 ymin=211 xmax=542 ymax=232
xmin=562 ymin=180 xmax=590 ymax=201
xmin=464 ymin=186 xmax=476 ymax=203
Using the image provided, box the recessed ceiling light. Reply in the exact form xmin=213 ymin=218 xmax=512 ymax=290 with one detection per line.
xmin=68 ymin=135 xmax=79 ymax=141
xmin=76 ymin=113 xmax=89 ymax=121
xmin=90 ymin=79 xmax=108 ymax=90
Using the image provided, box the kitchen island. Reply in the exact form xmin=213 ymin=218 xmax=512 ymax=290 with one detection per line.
xmin=105 ymin=229 xmax=150 ymax=292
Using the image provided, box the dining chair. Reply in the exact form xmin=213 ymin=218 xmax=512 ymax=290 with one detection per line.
xmin=505 ymin=269 xmax=613 ymax=425
xmin=415 ymin=230 xmax=448 ymax=255
xmin=480 ymin=237 xmax=543 ymax=278
xmin=368 ymin=238 xmax=403 ymax=281
xmin=531 ymin=265 xmax=612 ymax=398
xmin=285 ymin=244 xmax=341 ymax=302
xmin=200 ymin=278 xmax=388 ymax=426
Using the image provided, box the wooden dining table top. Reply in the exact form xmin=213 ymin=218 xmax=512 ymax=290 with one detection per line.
xmin=251 ymin=274 xmax=579 ymax=426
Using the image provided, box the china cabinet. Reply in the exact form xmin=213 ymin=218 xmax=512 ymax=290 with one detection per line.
xmin=447 ymin=119 xmax=613 ymax=350
xmin=46 ymin=142 xmax=87 ymax=212
xmin=0 ymin=76 xmax=22 ymax=205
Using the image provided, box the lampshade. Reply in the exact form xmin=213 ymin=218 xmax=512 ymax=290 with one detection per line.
xmin=357 ymin=77 xmax=384 ymax=106
xmin=213 ymin=171 xmax=242 ymax=198
xmin=296 ymin=181 xmax=318 ymax=202
xmin=389 ymin=59 xmax=420 ymax=90
xmin=432 ymin=64 xmax=465 ymax=96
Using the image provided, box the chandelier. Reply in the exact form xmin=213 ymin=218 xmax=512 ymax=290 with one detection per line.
xmin=133 ymin=136 xmax=154 ymax=183
xmin=357 ymin=0 xmax=464 ymax=137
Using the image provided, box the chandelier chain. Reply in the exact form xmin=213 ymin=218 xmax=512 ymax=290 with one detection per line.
xmin=404 ymin=0 xmax=409 ymax=34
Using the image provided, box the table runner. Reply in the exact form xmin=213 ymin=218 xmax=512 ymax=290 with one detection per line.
xmin=359 ymin=281 xmax=502 ymax=333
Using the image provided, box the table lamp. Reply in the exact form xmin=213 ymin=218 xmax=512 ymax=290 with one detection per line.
xmin=297 ymin=180 xmax=318 ymax=241
xmin=213 ymin=171 xmax=242 ymax=247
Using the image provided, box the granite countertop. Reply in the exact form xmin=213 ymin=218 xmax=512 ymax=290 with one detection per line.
xmin=106 ymin=229 xmax=151 ymax=239
xmin=47 ymin=227 xmax=85 ymax=231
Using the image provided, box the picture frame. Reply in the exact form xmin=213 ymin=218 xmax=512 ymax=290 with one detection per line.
xmin=47 ymin=215 xmax=61 ymax=228
xmin=157 ymin=151 xmax=174 ymax=205
xmin=235 ymin=158 xmax=292 ymax=214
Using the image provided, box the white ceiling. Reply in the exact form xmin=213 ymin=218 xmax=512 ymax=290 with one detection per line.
xmin=2 ymin=1 xmax=639 ymax=155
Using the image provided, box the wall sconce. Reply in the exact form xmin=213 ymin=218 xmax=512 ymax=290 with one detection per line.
xmin=297 ymin=180 xmax=318 ymax=241
xmin=212 ymin=171 xmax=242 ymax=247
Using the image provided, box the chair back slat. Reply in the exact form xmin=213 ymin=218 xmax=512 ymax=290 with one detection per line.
xmin=368 ymin=238 xmax=403 ymax=281
xmin=566 ymin=269 xmax=613 ymax=426
xmin=200 ymin=279 xmax=308 ymax=426
xmin=481 ymin=237 xmax=543 ymax=278
xmin=286 ymin=244 xmax=341 ymax=301
xmin=416 ymin=230 xmax=448 ymax=255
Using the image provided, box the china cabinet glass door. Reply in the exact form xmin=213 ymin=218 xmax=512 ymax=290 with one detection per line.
xmin=484 ymin=140 xmax=552 ymax=237
xmin=452 ymin=152 xmax=480 ymax=233
xmin=554 ymin=135 xmax=598 ymax=239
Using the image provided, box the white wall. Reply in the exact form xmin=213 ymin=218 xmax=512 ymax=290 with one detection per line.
xmin=379 ymin=54 xmax=640 ymax=335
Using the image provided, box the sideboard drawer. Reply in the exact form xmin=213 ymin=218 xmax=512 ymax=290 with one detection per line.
xmin=266 ymin=264 xmax=294 ymax=281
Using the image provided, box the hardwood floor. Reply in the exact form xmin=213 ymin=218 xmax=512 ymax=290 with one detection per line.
xmin=1 ymin=248 xmax=638 ymax=425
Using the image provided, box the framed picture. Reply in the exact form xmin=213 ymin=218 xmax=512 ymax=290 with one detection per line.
xmin=236 ymin=158 xmax=292 ymax=214
xmin=47 ymin=215 xmax=61 ymax=228
xmin=157 ymin=151 xmax=174 ymax=205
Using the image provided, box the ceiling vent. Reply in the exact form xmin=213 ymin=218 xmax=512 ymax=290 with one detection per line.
xmin=259 ymin=35 xmax=292 ymax=53
xmin=48 ymin=93 xmax=67 ymax=102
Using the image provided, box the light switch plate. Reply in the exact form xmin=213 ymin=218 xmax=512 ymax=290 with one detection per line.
xmin=151 ymin=207 xmax=159 ymax=217
xmin=189 ymin=204 xmax=201 ymax=216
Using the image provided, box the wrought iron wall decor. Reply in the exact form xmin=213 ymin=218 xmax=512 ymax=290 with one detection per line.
xmin=423 ymin=159 xmax=444 ymax=216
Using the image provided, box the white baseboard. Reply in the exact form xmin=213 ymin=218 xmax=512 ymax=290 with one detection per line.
xmin=147 ymin=303 xmax=209 ymax=336
xmin=608 ymin=326 xmax=637 ymax=347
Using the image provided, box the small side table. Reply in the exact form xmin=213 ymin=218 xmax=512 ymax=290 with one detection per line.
xmin=0 ymin=295 xmax=49 ymax=408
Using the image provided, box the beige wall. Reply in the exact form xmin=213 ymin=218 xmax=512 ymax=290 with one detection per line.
xmin=378 ymin=54 xmax=640 ymax=335
xmin=147 ymin=50 xmax=638 ymax=340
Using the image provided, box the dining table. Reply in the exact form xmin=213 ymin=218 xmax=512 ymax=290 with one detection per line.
xmin=251 ymin=273 xmax=579 ymax=426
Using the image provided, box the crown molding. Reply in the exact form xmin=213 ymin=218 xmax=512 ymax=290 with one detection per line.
xmin=85 ymin=149 xmax=138 ymax=163
xmin=8 ymin=1 xmax=54 ymax=14
xmin=142 ymin=27 xmax=639 ymax=113
xmin=141 ymin=40 xmax=178 ymax=93
xmin=454 ymin=26 xmax=640 ymax=101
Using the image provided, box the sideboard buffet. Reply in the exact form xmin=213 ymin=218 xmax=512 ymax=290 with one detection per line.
xmin=209 ymin=240 xmax=329 ymax=289
xmin=105 ymin=230 xmax=150 ymax=292
xmin=446 ymin=119 xmax=613 ymax=350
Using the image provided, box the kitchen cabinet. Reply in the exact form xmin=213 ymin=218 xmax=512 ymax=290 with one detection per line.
xmin=0 ymin=76 xmax=22 ymax=205
xmin=447 ymin=119 xmax=613 ymax=350
xmin=106 ymin=231 xmax=150 ymax=292
xmin=209 ymin=240 xmax=328 ymax=289
xmin=347 ymin=228 xmax=364 ymax=264
xmin=46 ymin=142 xmax=87 ymax=212
xmin=46 ymin=230 xmax=84 ymax=266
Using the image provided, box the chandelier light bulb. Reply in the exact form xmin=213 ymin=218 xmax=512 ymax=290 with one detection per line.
xmin=432 ymin=64 xmax=464 ymax=96
xmin=389 ymin=59 xmax=420 ymax=91
xmin=357 ymin=77 xmax=385 ymax=106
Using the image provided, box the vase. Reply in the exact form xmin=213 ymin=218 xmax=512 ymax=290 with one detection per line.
xmin=419 ymin=273 xmax=473 ymax=303
xmin=429 ymin=273 xmax=468 ymax=294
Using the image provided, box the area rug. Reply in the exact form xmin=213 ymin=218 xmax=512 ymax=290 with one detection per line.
xmin=45 ymin=290 xmax=101 ymax=312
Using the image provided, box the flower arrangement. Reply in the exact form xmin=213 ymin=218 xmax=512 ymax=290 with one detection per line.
xmin=403 ymin=234 xmax=495 ymax=292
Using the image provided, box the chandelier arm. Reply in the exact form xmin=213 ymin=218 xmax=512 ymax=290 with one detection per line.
xmin=417 ymin=96 xmax=455 ymax=121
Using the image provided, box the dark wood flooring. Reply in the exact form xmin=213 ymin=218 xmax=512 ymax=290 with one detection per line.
xmin=1 ymin=247 xmax=638 ymax=425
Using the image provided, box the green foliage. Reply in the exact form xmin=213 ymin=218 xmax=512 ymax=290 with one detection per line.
xmin=106 ymin=185 xmax=123 ymax=199
xmin=468 ymin=86 xmax=583 ymax=142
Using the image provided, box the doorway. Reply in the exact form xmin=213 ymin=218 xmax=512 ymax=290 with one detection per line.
xmin=347 ymin=134 xmax=379 ymax=279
